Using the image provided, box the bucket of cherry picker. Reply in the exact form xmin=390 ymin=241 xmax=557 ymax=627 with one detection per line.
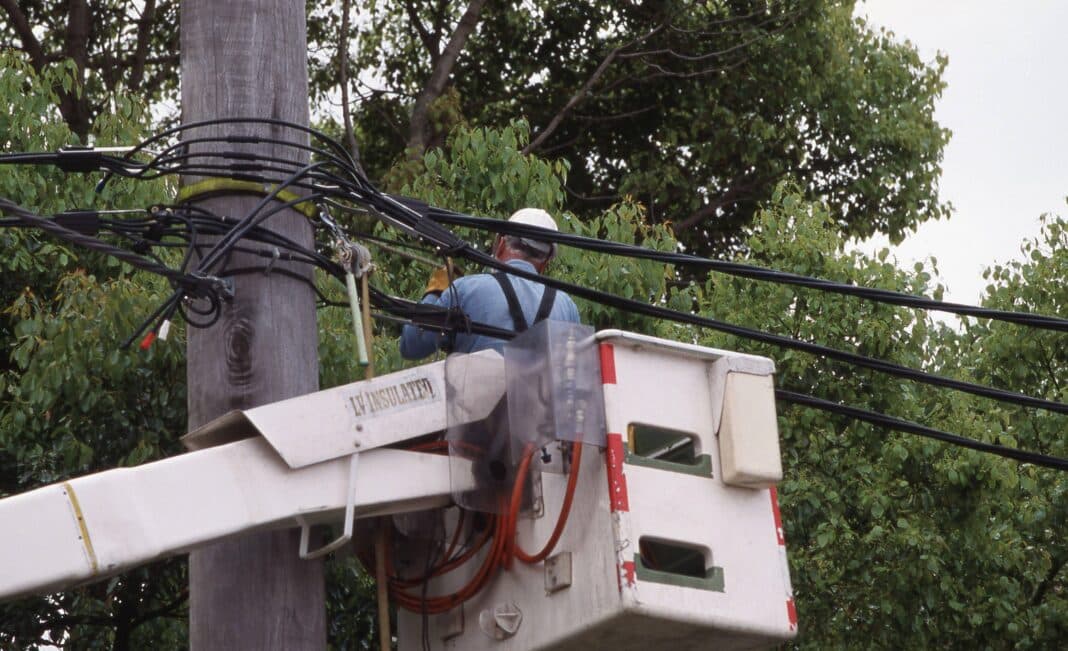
xmin=399 ymin=323 xmax=797 ymax=650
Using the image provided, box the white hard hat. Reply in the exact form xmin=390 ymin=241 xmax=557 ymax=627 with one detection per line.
xmin=508 ymin=208 xmax=558 ymax=231
xmin=507 ymin=208 xmax=557 ymax=256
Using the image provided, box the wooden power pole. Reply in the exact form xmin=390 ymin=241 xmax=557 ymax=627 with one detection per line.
xmin=181 ymin=1 xmax=326 ymax=648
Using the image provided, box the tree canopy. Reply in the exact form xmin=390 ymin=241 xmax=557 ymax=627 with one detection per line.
xmin=323 ymin=0 xmax=950 ymax=254
xmin=0 ymin=0 xmax=178 ymax=140
xmin=3 ymin=0 xmax=950 ymax=251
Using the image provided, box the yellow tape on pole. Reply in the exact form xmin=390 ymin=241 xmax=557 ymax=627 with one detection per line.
xmin=177 ymin=178 xmax=318 ymax=219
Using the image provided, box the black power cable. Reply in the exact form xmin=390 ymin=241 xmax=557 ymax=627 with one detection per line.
xmin=5 ymin=126 xmax=1065 ymax=416
xmin=449 ymin=245 xmax=1068 ymax=416
xmin=0 ymin=198 xmax=225 ymax=301
xmin=776 ymin=390 xmax=1068 ymax=471
xmin=421 ymin=206 xmax=1068 ymax=332
xmin=4 ymin=120 xmax=1065 ymax=471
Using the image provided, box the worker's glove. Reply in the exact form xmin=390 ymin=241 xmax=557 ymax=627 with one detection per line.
xmin=423 ymin=266 xmax=462 ymax=296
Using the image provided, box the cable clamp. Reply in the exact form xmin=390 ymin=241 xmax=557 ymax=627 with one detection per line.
xmin=318 ymin=205 xmax=345 ymax=241
xmin=187 ymin=273 xmax=235 ymax=301
xmin=264 ymin=247 xmax=281 ymax=276
xmin=336 ymin=240 xmax=373 ymax=278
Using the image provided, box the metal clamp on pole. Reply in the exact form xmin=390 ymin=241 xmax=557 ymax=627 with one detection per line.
xmin=325 ymin=207 xmax=375 ymax=369
xmin=297 ymin=452 xmax=360 ymax=560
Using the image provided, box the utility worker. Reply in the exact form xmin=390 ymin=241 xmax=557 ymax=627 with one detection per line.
xmin=400 ymin=208 xmax=580 ymax=359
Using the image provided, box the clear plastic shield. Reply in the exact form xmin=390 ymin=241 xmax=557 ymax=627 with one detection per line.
xmin=505 ymin=321 xmax=606 ymax=456
xmin=446 ymin=350 xmax=514 ymax=513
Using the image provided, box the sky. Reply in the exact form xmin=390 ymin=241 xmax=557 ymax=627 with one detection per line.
xmin=858 ymin=0 xmax=1068 ymax=306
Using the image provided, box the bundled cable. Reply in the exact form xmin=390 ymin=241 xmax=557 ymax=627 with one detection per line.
xmin=421 ymin=205 xmax=1068 ymax=332
xmin=776 ymin=390 xmax=1068 ymax=471
xmin=3 ymin=118 xmax=1064 ymax=470
xmin=446 ymin=244 xmax=1068 ymax=416
xmin=0 ymin=198 xmax=228 ymax=303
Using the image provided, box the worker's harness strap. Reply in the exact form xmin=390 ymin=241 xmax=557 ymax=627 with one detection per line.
xmin=492 ymin=272 xmax=557 ymax=333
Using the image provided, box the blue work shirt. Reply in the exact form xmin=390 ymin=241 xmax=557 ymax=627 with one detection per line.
xmin=400 ymin=259 xmax=580 ymax=359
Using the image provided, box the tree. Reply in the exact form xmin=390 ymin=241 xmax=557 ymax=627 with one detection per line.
xmin=691 ymin=186 xmax=1067 ymax=647
xmin=955 ymin=217 xmax=1068 ymax=645
xmin=4 ymin=1 xmax=949 ymax=252
xmin=0 ymin=52 xmax=188 ymax=650
xmin=317 ymin=0 xmax=950 ymax=253
xmin=0 ymin=0 xmax=179 ymax=141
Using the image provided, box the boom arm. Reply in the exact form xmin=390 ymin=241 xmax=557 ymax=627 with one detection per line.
xmin=0 ymin=352 xmax=499 ymax=601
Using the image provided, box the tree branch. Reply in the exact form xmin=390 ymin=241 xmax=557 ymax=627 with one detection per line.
xmin=65 ymin=0 xmax=90 ymax=74
xmin=90 ymin=52 xmax=179 ymax=72
xmin=406 ymin=0 xmax=487 ymax=156
xmin=523 ymin=23 xmax=666 ymax=156
xmin=637 ymin=57 xmax=745 ymax=81
xmin=563 ymin=183 xmax=620 ymax=204
xmin=572 ymin=105 xmax=658 ymax=123
xmin=0 ymin=0 xmax=47 ymax=69
xmin=353 ymin=85 xmax=407 ymax=142
xmin=127 ymin=0 xmax=157 ymax=91
xmin=1030 ymin=553 xmax=1067 ymax=608
xmin=538 ymin=131 xmax=585 ymax=157
xmin=402 ymin=0 xmax=440 ymax=62
xmin=131 ymin=588 xmax=190 ymax=627
xmin=137 ymin=63 xmax=177 ymax=103
xmin=621 ymin=30 xmax=777 ymax=63
xmin=54 ymin=0 xmax=92 ymax=139
xmin=338 ymin=0 xmax=364 ymax=174
xmin=676 ymin=171 xmax=783 ymax=231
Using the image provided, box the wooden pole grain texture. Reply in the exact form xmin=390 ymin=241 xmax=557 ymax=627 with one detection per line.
xmin=181 ymin=1 xmax=325 ymax=648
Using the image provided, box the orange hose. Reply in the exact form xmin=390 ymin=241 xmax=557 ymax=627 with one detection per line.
xmin=391 ymin=499 xmax=509 ymax=614
xmin=504 ymin=446 xmax=536 ymax=570
xmin=515 ymin=441 xmax=582 ymax=564
xmin=406 ymin=440 xmax=450 ymax=453
xmin=387 ymin=439 xmax=584 ymax=614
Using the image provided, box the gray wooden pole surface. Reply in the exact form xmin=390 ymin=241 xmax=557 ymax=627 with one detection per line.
xmin=180 ymin=1 xmax=326 ymax=648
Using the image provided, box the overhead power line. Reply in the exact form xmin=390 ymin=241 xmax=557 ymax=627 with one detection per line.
xmin=420 ymin=204 xmax=1068 ymax=332
xmin=450 ymin=244 xmax=1068 ymax=416
xmin=2 ymin=119 xmax=1065 ymax=472
xmin=776 ymin=390 xmax=1068 ymax=471
xmin=0 ymin=198 xmax=228 ymax=302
